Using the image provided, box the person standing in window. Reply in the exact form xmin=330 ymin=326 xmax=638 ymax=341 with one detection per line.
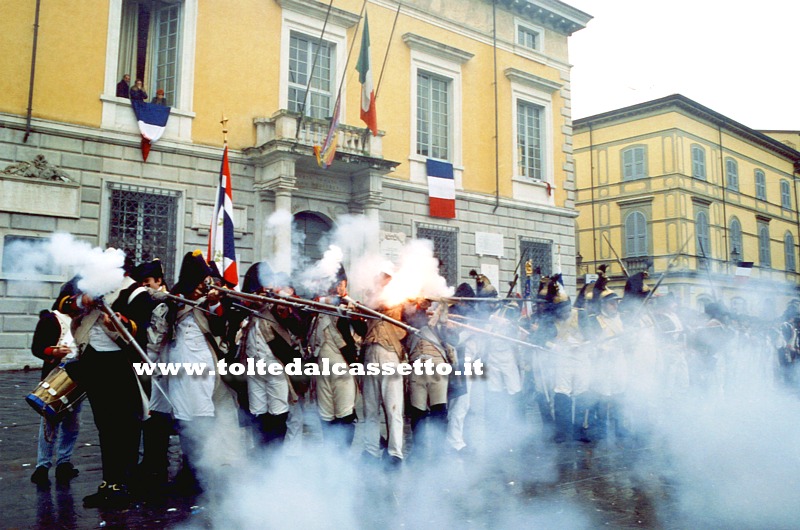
xmin=129 ymin=79 xmax=148 ymax=102
xmin=116 ymin=74 xmax=131 ymax=99
xmin=152 ymin=88 xmax=168 ymax=106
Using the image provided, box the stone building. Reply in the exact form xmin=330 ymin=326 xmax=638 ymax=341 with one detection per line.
xmin=0 ymin=0 xmax=590 ymax=368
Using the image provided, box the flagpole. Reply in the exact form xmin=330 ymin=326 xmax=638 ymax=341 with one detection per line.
xmin=375 ymin=1 xmax=401 ymax=101
xmin=220 ymin=112 xmax=228 ymax=146
xmin=295 ymin=0 xmax=336 ymax=141
xmin=334 ymin=0 xmax=368 ymax=110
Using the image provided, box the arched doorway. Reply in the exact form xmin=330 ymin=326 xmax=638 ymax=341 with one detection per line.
xmin=293 ymin=211 xmax=333 ymax=265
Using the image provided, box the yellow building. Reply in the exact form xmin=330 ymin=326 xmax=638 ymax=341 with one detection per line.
xmin=0 ymin=0 xmax=590 ymax=367
xmin=574 ymin=94 xmax=800 ymax=317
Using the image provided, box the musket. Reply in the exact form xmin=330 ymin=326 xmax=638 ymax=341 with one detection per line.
xmin=342 ymin=296 xmax=421 ymax=336
xmin=641 ymin=234 xmax=692 ymax=307
xmin=506 ymin=247 xmax=531 ymax=297
xmin=446 ymin=318 xmax=550 ymax=353
xmin=97 ymin=299 xmax=174 ymax=410
xmin=147 ymin=288 xmax=216 ymax=316
xmin=602 ymin=232 xmax=630 ymax=279
xmin=697 ymin=239 xmax=719 ymax=301
xmin=213 ymin=284 xmax=377 ymax=321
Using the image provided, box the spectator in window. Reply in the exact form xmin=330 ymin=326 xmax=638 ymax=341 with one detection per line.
xmin=129 ymin=79 xmax=148 ymax=102
xmin=153 ymin=88 xmax=168 ymax=106
xmin=116 ymin=74 xmax=131 ymax=99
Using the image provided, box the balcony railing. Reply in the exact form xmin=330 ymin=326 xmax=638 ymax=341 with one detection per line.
xmin=253 ymin=110 xmax=383 ymax=158
xmin=624 ymin=257 xmax=652 ymax=274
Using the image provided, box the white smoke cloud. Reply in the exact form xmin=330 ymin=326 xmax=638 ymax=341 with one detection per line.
xmin=5 ymin=232 xmax=126 ymax=297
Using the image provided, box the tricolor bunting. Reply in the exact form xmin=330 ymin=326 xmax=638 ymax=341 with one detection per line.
xmin=426 ymin=159 xmax=456 ymax=219
xmin=131 ymin=100 xmax=170 ymax=162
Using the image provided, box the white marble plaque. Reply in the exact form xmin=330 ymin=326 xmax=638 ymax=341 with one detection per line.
xmin=475 ymin=232 xmax=503 ymax=257
xmin=380 ymin=231 xmax=406 ymax=263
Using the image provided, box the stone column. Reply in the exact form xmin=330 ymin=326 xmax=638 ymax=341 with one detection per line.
xmin=253 ymin=153 xmax=297 ymax=272
xmin=352 ymin=168 xmax=386 ymax=255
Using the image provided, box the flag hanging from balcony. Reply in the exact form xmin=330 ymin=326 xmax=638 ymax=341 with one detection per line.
xmin=734 ymin=261 xmax=753 ymax=283
xmin=426 ymin=159 xmax=456 ymax=219
xmin=131 ymin=100 xmax=170 ymax=162
xmin=356 ymin=12 xmax=378 ymax=136
xmin=314 ymin=98 xmax=340 ymax=169
xmin=208 ymin=145 xmax=239 ymax=288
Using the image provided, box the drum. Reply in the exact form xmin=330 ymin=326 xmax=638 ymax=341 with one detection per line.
xmin=25 ymin=363 xmax=86 ymax=423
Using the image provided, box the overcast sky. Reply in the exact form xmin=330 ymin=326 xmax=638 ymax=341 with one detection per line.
xmin=565 ymin=0 xmax=800 ymax=130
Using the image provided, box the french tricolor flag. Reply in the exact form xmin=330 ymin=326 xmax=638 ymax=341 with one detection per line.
xmin=132 ymin=100 xmax=170 ymax=162
xmin=427 ymin=159 xmax=456 ymax=219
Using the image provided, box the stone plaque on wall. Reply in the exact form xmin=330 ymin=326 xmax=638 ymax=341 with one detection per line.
xmin=380 ymin=230 xmax=407 ymax=264
xmin=0 ymin=176 xmax=80 ymax=218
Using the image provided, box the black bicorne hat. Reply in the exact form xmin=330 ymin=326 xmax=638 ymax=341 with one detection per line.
xmin=171 ymin=250 xmax=213 ymax=297
xmin=242 ymin=261 xmax=274 ymax=294
xmin=131 ymin=259 xmax=164 ymax=283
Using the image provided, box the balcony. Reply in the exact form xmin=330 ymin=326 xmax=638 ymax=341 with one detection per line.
xmin=624 ymin=256 xmax=653 ymax=275
xmin=253 ymin=110 xmax=383 ymax=159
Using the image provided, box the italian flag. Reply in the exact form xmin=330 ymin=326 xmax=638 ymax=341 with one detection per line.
xmin=356 ymin=12 xmax=378 ymax=136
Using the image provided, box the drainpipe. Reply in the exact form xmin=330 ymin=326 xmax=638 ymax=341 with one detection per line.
xmin=717 ymin=124 xmax=729 ymax=273
xmin=793 ymin=163 xmax=800 ymax=283
xmin=23 ymin=0 xmax=42 ymax=143
xmin=589 ymin=124 xmax=597 ymax=269
xmin=491 ymin=0 xmax=500 ymax=213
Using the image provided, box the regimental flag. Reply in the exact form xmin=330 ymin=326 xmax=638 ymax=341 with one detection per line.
xmin=314 ymin=98 xmax=340 ymax=169
xmin=131 ymin=100 xmax=170 ymax=162
xmin=735 ymin=261 xmax=753 ymax=283
xmin=426 ymin=159 xmax=456 ymax=219
xmin=521 ymin=259 xmax=533 ymax=318
xmin=208 ymin=146 xmax=239 ymax=288
xmin=356 ymin=12 xmax=378 ymax=136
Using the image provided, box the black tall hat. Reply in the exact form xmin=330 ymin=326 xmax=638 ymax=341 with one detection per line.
xmin=335 ymin=264 xmax=348 ymax=284
xmin=242 ymin=261 xmax=273 ymax=294
xmin=172 ymin=250 xmax=213 ymax=296
xmin=623 ymin=271 xmax=651 ymax=299
xmin=130 ymin=259 xmax=164 ymax=283
xmin=450 ymin=282 xmax=476 ymax=316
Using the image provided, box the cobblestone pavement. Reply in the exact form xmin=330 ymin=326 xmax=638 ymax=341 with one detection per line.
xmin=1 ymin=369 xmax=685 ymax=529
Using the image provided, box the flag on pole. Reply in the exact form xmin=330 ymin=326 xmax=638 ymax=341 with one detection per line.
xmin=131 ymin=100 xmax=170 ymax=162
xmin=313 ymin=98 xmax=340 ymax=169
xmin=356 ymin=12 xmax=378 ymax=135
xmin=208 ymin=145 xmax=239 ymax=288
xmin=426 ymin=159 xmax=456 ymax=218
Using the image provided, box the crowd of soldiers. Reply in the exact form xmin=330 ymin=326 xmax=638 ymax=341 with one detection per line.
xmin=27 ymin=250 xmax=800 ymax=510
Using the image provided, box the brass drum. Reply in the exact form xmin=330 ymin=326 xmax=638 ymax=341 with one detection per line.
xmin=25 ymin=363 xmax=86 ymax=423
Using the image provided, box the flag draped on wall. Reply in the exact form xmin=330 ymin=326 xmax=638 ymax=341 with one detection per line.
xmin=131 ymin=100 xmax=170 ymax=162
xmin=356 ymin=12 xmax=378 ymax=135
xmin=208 ymin=146 xmax=239 ymax=287
xmin=426 ymin=159 xmax=456 ymax=219
xmin=735 ymin=261 xmax=753 ymax=283
xmin=314 ymin=98 xmax=340 ymax=169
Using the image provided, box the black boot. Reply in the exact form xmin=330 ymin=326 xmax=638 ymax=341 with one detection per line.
xmin=428 ymin=404 xmax=448 ymax=457
xmin=337 ymin=413 xmax=357 ymax=451
xmin=408 ymin=406 xmax=428 ymax=460
xmin=55 ymin=462 xmax=79 ymax=485
xmin=574 ymin=393 xmax=595 ymax=443
xmin=553 ymin=393 xmax=572 ymax=443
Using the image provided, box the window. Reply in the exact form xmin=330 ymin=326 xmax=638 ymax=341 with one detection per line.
xmin=729 ymin=217 xmax=743 ymax=260
xmin=624 ymin=211 xmax=647 ymax=257
xmin=758 ymin=225 xmax=771 ymax=267
xmin=517 ymin=100 xmax=544 ymax=180
xmin=416 ymin=71 xmax=451 ymax=160
xmin=781 ymin=180 xmax=792 ymax=209
xmin=107 ymin=184 xmax=180 ymax=283
xmin=785 ymin=232 xmax=796 ymax=272
xmin=726 ymin=158 xmax=738 ymax=191
xmin=416 ymin=223 xmax=458 ymax=285
xmin=520 ymin=237 xmax=553 ymax=277
xmin=691 ymin=145 xmax=706 ymax=180
xmin=696 ymin=211 xmax=710 ymax=257
xmin=288 ymin=32 xmax=335 ymax=119
xmin=417 ymin=72 xmax=450 ymax=160
xmin=755 ymin=170 xmax=766 ymax=200
xmin=517 ymin=25 xmax=540 ymax=51
xmin=118 ymin=0 xmax=183 ymax=105
xmin=622 ymin=146 xmax=646 ymax=180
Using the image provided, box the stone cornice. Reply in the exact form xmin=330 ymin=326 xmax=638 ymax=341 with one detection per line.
xmin=402 ymin=33 xmax=474 ymax=64
xmin=504 ymin=68 xmax=562 ymax=93
xmin=275 ymin=0 xmax=360 ymax=28
xmin=495 ymin=0 xmax=592 ymax=36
